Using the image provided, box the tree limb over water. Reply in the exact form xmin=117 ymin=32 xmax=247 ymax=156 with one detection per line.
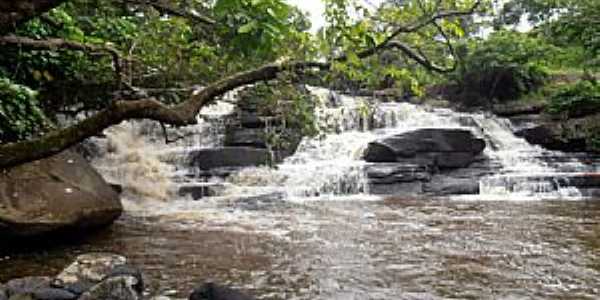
xmin=0 ymin=0 xmax=482 ymax=168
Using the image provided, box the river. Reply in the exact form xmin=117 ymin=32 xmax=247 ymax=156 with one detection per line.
xmin=1 ymin=87 xmax=599 ymax=299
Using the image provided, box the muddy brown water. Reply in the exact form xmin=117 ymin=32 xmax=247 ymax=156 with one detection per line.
xmin=2 ymin=198 xmax=600 ymax=299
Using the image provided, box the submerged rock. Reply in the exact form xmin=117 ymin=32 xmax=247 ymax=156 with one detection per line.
xmin=363 ymin=128 xmax=486 ymax=168
xmin=189 ymin=283 xmax=254 ymax=300
xmin=0 ymin=150 xmax=122 ymax=238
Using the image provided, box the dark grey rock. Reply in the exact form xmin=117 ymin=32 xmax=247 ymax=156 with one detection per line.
xmin=189 ymin=147 xmax=272 ymax=170
xmin=0 ymin=150 xmax=122 ymax=238
xmin=423 ymin=177 xmax=480 ymax=195
xmin=5 ymin=277 xmax=51 ymax=296
xmin=368 ymin=182 xmax=423 ymax=195
xmin=78 ymin=276 xmax=140 ymax=300
xmin=0 ymin=284 xmax=7 ymax=300
xmin=106 ymin=265 xmax=144 ymax=294
xmin=363 ymin=129 xmax=486 ymax=167
xmin=225 ymin=128 xmax=267 ymax=148
xmin=30 ymin=288 xmax=76 ymax=300
xmin=434 ymin=152 xmax=482 ymax=169
xmin=8 ymin=294 xmax=33 ymax=300
xmin=365 ymin=163 xmax=430 ymax=184
xmin=177 ymin=183 xmax=226 ymax=200
xmin=189 ymin=282 xmax=254 ymax=300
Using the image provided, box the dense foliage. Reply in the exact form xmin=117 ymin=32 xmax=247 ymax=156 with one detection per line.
xmin=1 ymin=0 xmax=599 ymax=160
xmin=547 ymin=81 xmax=600 ymax=118
xmin=0 ymin=78 xmax=47 ymax=143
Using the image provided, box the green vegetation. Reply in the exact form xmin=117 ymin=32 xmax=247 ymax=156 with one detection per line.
xmin=2 ymin=0 xmax=600 ymax=165
xmin=0 ymin=78 xmax=47 ymax=143
xmin=547 ymin=81 xmax=600 ymax=117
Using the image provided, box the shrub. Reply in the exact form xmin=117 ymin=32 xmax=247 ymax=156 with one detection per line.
xmin=547 ymin=80 xmax=600 ymax=117
xmin=0 ymin=78 xmax=48 ymax=142
xmin=451 ymin=30 xmax=559 ymax=105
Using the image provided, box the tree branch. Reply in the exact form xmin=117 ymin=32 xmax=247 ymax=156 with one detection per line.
xmin=0 ymin=1 xmax=481 ymax=168
xmin=0 ymin=34 xmax=124 ymax=80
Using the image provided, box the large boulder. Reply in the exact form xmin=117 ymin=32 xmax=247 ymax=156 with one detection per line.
xmin=188 ymin=147 xmax=272 ymax=171
xmin=362 ymin=128 xmax=486 ymax=168
xmin=0 ymin=150 xmax=122 ymax=237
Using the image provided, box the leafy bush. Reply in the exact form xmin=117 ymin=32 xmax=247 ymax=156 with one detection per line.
xmin=451 ymin=30 xmax=558 ymax=105
xmin=547 ymin=80 xmax=600 ymax=117
xmin=0 ymin=78 xmax=48 ymax=142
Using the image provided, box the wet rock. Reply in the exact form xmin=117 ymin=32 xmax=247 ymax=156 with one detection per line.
xmin=515 ymin=114 xmax=600 ymax=153
xmin=106 ymin=265 xmax=144 ymax=294
xmin=492 ymin=102 xmax=545 ymax=117
xmin=225 ymin=128 xmax=267 ymax=148
xmin=30 ymin=288 xmax=76 ymax=300
xmin=8 ymin=295 xmax=33 ymax=300
xmin=0 ymin=284 xmax=7 ymax=300
xmin=423 ymin=177 xmax=480 ymax=195
xmin=5 ymin=277 xmax=50 ymax=297
xmin=78 ymin=276 xmax=140 ymax=300
xmin=365 ymin=163 xmax=430 ymax=184
xmin=235 ymin=192 xmax=286 ymax=210
xmin=53 ymin=253 xmax=127 ymax=295
xmin=368 ymin=181 xmax=423 ymax=195
xmin=3 ymin=276 xmax=76 ymax=300
xmin=363 ymin=128 xmax=486 ymax=169
xmin=189 ymin=282 xmax=254 ymax=300
xmin=188 ymin=147 xmax=272 ymax=171
xmin=177 ymin=183 xmax=227 ymax=200
xmin=516 ymin=124 xmax=587 ymax=152
xmin=0 ymin=150 xmax=122 ymax=238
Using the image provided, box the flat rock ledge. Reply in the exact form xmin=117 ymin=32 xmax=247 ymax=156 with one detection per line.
xmin=1 ymin=253 xmax=255 ymax=300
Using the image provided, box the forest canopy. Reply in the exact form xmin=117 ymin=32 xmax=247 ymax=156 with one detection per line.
xmin=0 ymin=0 xmax=598 ymax=167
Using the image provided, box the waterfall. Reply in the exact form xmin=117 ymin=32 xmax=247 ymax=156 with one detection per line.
xmin=92 ymin=85 xmax=597 ymax=201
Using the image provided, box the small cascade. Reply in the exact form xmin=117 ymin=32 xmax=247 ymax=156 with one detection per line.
xmin=472 ymin=115 xmax=589 ymax=199
xmin=91 ymin=100 xmax=235 ymax=200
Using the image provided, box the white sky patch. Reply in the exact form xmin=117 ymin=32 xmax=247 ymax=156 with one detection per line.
xmin=287 ymin=0 xmax=383 ymax=32
xmin=286 ymin=0 xmax=532 ymax=36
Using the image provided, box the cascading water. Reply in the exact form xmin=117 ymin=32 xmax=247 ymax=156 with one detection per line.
xmin=93 ymin=85 xmax=597 ymax=202
xmin=218 ymin=86 xmax=598 ymax=201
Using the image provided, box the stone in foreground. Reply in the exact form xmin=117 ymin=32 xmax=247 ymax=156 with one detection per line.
xmin=0 ymin=150 xmax=122 ymax=237
xmin=190 ymin=282 xmax=254 ymax=300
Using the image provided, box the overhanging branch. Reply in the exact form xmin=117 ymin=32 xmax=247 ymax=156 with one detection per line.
xmin=0 ymin=35 xmax=124 ymax=79
xmin=0 ymin=1 xmax=481 ymax=168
